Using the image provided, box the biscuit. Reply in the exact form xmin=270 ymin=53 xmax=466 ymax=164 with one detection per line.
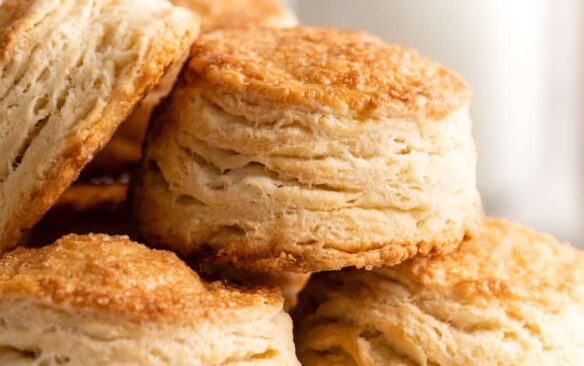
xmin=86 ymin=52 xmax=189 ymax=176
xmin=25 ymin=183 xmax=135 ymax=247
xmin=294 ymin=219 xmax=584 ymax=365
xmin=0 ymin=234 xmax=300 ymax=365
xmin=199 ymin=262 xmax=310 ymax=311
xmin=0 ymin=0 xmax=200 ymax=253
xmin=88 ymin=0 xmax=297 ymax=176
xmin=133 ymin=26 xmax=482 ymax=272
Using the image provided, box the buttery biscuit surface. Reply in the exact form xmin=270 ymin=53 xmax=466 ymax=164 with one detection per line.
xmin=0 ymin=0 xmax=199 ymax=253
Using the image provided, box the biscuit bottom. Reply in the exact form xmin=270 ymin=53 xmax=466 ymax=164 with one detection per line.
xmin=134 ymin=90 xmax=481 ymax=272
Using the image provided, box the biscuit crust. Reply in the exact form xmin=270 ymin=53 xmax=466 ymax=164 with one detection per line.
xmin=295 ymin=219 xmax=584 ymax=365
xmin=0 ymin=0 xmax=200 ymax=253
xmin=0 ymin=234 xmax=280 ymax=323
xmin=188 ymin=27 xmax=471 ymax=120
xmin=0 ymin=235 xmax=300 ymax=365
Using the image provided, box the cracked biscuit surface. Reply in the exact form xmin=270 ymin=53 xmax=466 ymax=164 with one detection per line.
xmin=294 ymin=219 xmax=584 ymax=365
xmin=0 ymin=0 xmax=200 ymax=253
xmin=0 ymin=234 xmax=299 ymax=366
xmin=132 ymin=26 xmax=482 ymax=272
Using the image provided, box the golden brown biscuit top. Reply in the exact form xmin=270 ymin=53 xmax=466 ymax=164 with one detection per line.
xmin=381 ymin=219 xmax=584 ymax=304
xmin=188 ymin=26 xmax=470 ymax=120
xmin=0 ymin=235 xmax=281 ymax=324
xmin=172 ymin=0 xmax=296 ymax=31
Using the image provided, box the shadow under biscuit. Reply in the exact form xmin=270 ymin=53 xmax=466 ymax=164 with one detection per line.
xmin=24 ymin=183 xmax=137 ymax=248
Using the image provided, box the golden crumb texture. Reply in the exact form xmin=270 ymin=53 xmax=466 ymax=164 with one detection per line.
xmin=0 ymin=234 xmax=299 ymax=365
xmin=187 ymin=26 xmax=471 ymax=120
xmin=133 ymin=26 xmax=481 ymax=273
xmin=0 ymin=0 xmax=200 ymax=253
xmin=294 ymin=219 xmax=584 ymax=365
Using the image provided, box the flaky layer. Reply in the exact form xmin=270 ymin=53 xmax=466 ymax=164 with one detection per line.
xmin=294 ymin=219 xmax=584 ymax=365
xmin=0 ymin=234 xmax=299 ymax=365
xmin=0 ymin=0 xmax=199 ymax=253
xmin=0 ymin=298 xmax=298 ymax=366
xmin=86 ymin=50 xmax=190 ymax=176
xmin=133 ymin=83 xmax=481 ymax=272
xmin=87 ymin=0 xmax=296 ymax=177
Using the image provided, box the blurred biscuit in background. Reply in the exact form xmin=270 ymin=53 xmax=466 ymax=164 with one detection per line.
xmin=174 ymin=0 xmax=297 ymax=31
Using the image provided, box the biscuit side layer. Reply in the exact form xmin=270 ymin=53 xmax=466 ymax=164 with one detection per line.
xmin=0 ymin=0 xmax=199 ymax=251
xmin=134 ymin=85 xmax=481 ymax=272
xmin=0 ymin=298 xmax=298 ymax=365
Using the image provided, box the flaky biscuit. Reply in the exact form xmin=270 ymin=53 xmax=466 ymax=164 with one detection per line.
xmin=295 ymin=219 xmax=584 ymax=365
xmin=0 ymin=234 xmax=299 ymax=365
xmin=86 ymin=51 xmax=189 ymax=176
xmin=88 ymin=0 xmax=297 ymax=176
xmin=0 ymin=0 xmax=200 ymax=253
xmin=133 ymin=26 xmax=482 ymax=272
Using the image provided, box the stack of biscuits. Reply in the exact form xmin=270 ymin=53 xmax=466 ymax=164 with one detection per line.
xmin=0 ymin=1 xmax=582 ymax=365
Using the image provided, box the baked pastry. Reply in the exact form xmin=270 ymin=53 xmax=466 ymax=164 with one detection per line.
xmin=0 ymin=234 xmax=300 ymax=365
xmin=294 ymin=219 xmax=584 ymax=365
xmin=174 ymin=0 xmax=297 ymax=31
xmin=25 ymin=183 xmax=135 ymax=247
xmin=0 ymin=0 xmax=200 ymax=253
xmin=133 ymin=26 xmax=482 ymax=272
xmin=88 ymin=0 xmax=297 ymax=176
xmin=85 ymin=54 xmax=189 ymax=176
xmin=198 ymin=262 xmax=310 ymax=310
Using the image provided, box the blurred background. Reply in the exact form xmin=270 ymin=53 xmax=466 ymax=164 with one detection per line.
xmin=284 ymin=0 xmax=584 ymax=246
